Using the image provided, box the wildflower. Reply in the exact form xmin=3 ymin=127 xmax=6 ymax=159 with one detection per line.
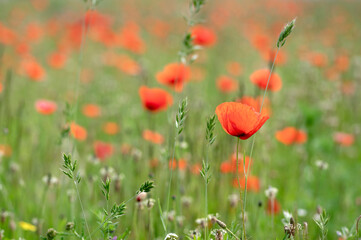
xmin=70 ymin=122 xmax=87 ymax=141
xmin=142 ymin=130 xmax=164 ymax=144
xmin=265 ymin=186 xmax=278 ymax=199
xmin=215 ymin=102 xmax=269 ymax=140
xmin=333 ymin=132 xmax=354 ymax=146
xmin=233 ymin=176 xmax=260 ymax=192
xmin=189 ymin=230 xmax=201 ymax=239
xmin=42 ymin=174 xmax=59 ymax=187
xmin=228 ymin=194 xmax=240 ymax=208
xmin=181 ymin=196 xmax=193 ymax=208
xmin=195 ymin=217 xmax=208 ymax=228
xmin=46 ymin=228 xmax=57 ymax=240
xmin=275 ymin=127 xmax=307 ymax=145
xmin=65 ymin=222 xmax=74 ymax=231
xmin=139 ymin=86 xmax=173 ymax=112
xmin=156 ymin=63 xmax=191 ymax=92
xmin=211 ymin=229 xmax=227 ymax=240
xmin=136 ymin=192 xmax=147 ymax=202
xmin=297 ymin=208 xmax=307 ymax=217
xmin=0 ymin=144 xmax=12 ymax=157
xmin=336 ymin=227 xmax=352 ymax=240
xmin=19 ymin=221 xmax=36 ymax=232
xmin=266 ymin=199 xmax=281 ymax=215
xmin=164 ymin=233 xmax=178 ymax=240
xmin=94 ymin=141 xmax=113 ymax=161
xmin=103 ymin=122 xmax=120 ymax=135
xmin=47 ymin=51 xmax=67 ymax=69
xmin=82 ymin=104 xmax=101 ymax=118
xmin=216 ymin=75 xmax=239 ymax=93
xmin=191 ymin=25 xmax=217 ymax=47
xmin=250 ymin=69 xmax=282 ymax=92
xmin=118 ymin=21 xmax=145 ymax=54
xmin=237 ymin=96 xmax=271 ymax=116
xmin=21 ymin=59 xmax=46 ymax=81
xmin=35 ymin=100 xmax=57 ymax=115
xmin=146 ymin=198 xmax=155 ymax=209
xmin=315 ymin=160 xmax=329 ymax=170
xmin=226 ymin=62 xmax=242 ymax=76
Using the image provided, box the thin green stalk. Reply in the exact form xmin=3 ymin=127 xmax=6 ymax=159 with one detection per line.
xmin=204 ymin=147 xmax=209 ymax=239
xmin=74 ymin=181 xmax=92 ymax=240
xmin=243 ymin=47 xmax=280 ymax=240
xmin=166 ymin=138 xmax=177 ymax=230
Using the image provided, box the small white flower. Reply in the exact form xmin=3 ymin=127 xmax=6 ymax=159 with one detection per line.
xmin=297 ymin=208 xmax=307 ymax=217
xmin=315 ymin=160 xmax=329 ymax=170
xmin=282 ymin=211 xmax=293 ymax=225
xmin=265 ymin=186 xmax=278 ymax=199
xmin=164 ymin=233 xmax=178 ymax=240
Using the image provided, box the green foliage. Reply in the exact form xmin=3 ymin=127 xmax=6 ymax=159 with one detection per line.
xmin=137 ymin=180 xmax=155 ymax=194
xmin=101 ymin=177 xmax=111 ymax=201
xmin=175 ymin=98 xmax=188 ymax=135
xmin=314 ymin=210 xmax=329 ymax=240
xmin=206 ymin=115 xmax=216 ymax=146
xmin=61 ymin=153 xmax=81 ymax=184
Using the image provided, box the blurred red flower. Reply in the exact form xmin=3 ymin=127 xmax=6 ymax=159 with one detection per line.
xmin=156 ymin=63 xmax=191 ymax=92
xmin=35 ymin=99 xmax=57 ymax=115
xmin=275 ymin=127 xmax=307 ymax=145
xmin=250 ymin=69 xmax=282 ymax=92
xmin=139 ymin=86 xmax=173 ymax=113
xmin=191 ymin=25 xmax=217 ymax=47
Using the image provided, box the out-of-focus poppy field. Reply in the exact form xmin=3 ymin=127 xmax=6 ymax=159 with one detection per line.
xmin=0 ymin=0 xmax=360 ymax=239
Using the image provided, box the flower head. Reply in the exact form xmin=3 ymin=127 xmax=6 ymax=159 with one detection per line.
xmin=215 ymin=102 xmax=269 ymax=140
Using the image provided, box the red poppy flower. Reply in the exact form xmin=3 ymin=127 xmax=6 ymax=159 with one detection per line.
xmin=216 ymin=75 xmax=239 ymax=93
xmin=70 ymin=122 xmax=87 ymax=141
xmin=191 ymin=163 xmax=202 ymax=175
xmin=215 ymin=102 xmax=269 ymax=140
xmin=237 ymin=96 xmax=272 ymax=116
xmin=142 ymin=130 xmax=164 ymax=144
xmin=103 ymin=122 xmax=119 ymax=135
xmin=308 ymin=52 xmax=328 ymax=67
xmin=156 ymin=63 xmax=191 ymax=92
xmin=0 ymin=144 xmax=12 ymax=157
xmin=191 ymin=25 xmax=217 ymax=47
xmin=94 ymin=141 xmax=114 ymax=161
xmin=118 ymin=22 xmax=145 ymax=54
xmin=48 ymin=51 xmax=67 ymax=69
xmin=232 ymin=176 xmax=260 ymax=192
xmin=139 ymin=86 xmax=173 ymax=112
xmin=226 ymin=62 xmax=243 ymax=77
xmin=250 ymin=69 xmax=282 ymax=92
xmin=334 ymin=55 xmax=349 ymax=72
xmin=25 ymin=23 xmax=44 ymax=43
xmin=82 ymin=104 xmax=101 ymax=118
xmin=21 ymin=59 xmax=46 ymax=81
xmin=266 ymin=199 xmax=281 ymax=215
xmin=250 ymin=33 xmax=271 ymax=51
xmin=0 ymin=23 xmax=17 ymax=45
xmin=35 ymin=99 xmax=57 ymax=115
xmin=275 ymin=127 xmax=307 ymax=145
xmin=333 ymin=132 xmax=354 ymax=146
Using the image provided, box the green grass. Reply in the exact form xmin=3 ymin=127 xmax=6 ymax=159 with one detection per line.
xmin=0 ymin=0 xmax=361 ymax=239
